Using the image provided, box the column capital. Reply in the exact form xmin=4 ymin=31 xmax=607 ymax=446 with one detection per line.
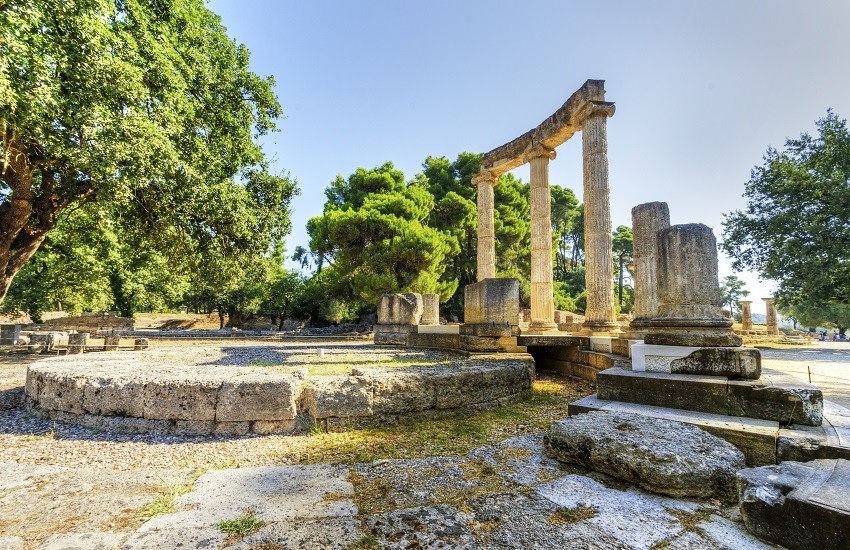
xmin=522 ymin=144 xmax=557 ymax=164
xmin=471 ymin=170 xmax=498 ymax=187
xmin=761 ymin=296 xmax=775 ymax=303
xmin=580 ymin=100 xmax=616 ymax=121
xmin=740 ymin=300 xmax=753 ymax=304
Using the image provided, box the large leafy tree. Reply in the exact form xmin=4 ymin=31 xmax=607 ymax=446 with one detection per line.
xmin=304 ymin=162 xmax=456 ymax=307
xmin=0 ymin=0 xmax=295 ymax=301
xmin=719 ymin=275 xmax=750 ymax=318
xmin=722 ymin=111 xmax=850 ymax=331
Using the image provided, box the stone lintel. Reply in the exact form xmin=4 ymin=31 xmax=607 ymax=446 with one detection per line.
xmin=478 ymin=79 xmax=608 ymax=177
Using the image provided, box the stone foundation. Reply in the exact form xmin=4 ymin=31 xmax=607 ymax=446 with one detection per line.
xmin=25 ymin=352 xmax=535 ymax=435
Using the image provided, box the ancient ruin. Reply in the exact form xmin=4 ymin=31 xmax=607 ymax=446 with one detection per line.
xmin=472 ymin=79 xmax=617 ymax=335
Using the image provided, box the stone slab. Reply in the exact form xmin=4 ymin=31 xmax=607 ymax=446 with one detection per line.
xmin=737 ymin=459 xmax=850 ymax=550
xmin=301 ymin=375 xmax=373 ymax=419
xmin=588 ymin=336 xmax=614 ymax=353
xmin=596 ymin=367 xmax=729 ymax=415
xmin=630 ymin=342 xmax=701 ymax=372
xmin=728 ymin=370 xmax=823 ymax=426
xmin=230 ymin=518 xmax=364 ymax=549
xmin=216 ymin=370 xmax=305 ymax=422
xmin=38 ymin=532 xmax=126 ymax=550
xmin=670 ymin=347 xmax=761 ymax=379
xmin=545 ymin=410 xmax=745 ymax=503
xmin=569 ymin=394 xmax=780 ymax=466
xmin=415 ymin=324 xmax=459 ymax=334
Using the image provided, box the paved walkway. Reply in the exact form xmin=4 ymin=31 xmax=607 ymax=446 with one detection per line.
xmin=758 ymin=341 xmax=850 ymax=409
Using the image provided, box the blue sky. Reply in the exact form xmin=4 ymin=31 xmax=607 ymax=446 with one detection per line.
xmin=208 ymin=0 xmax=850 ymax=314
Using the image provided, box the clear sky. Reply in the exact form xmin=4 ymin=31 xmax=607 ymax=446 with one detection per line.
xmin=207 ymin=0 xmax=850 ymax=315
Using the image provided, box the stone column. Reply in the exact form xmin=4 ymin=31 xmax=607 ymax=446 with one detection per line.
xmin=645 ymin=224 xmax=742 ymax=347
xmin=763 ymin=297 xmax=779 ymax=335
xmin=581 ymin=102 xmax=619 ymax=333
xmin=740 ymin=300 xmax=753 ymax=331
xmin=525 ymin=145 xmax=559 ymax=332
xmin=630 ymin=202 xmax=670 ymax=330
xmin=473 ymin=171 xmax=498 ymax=281
xmin=68 ymin=332 xmax=89 ymax=354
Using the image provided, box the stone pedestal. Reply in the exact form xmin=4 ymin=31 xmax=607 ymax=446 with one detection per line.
xmin=763 ymin=297 xmax=779 ymax=336
xmin=527 ymin=145 xmax=558 ymax=333
xmin=461 ymin=278 xmax=521 ymax=351
xmin=581 ymin=103 xmax=619 ymax=334
xmin=374 ymin=293 xmax=425 ymax=345
xmin=645 ymin=224 xmax=742 ymax=347
xmin=630 ymin=202 xmax=670 ymax=332
xmin=0 ymin=324 xmax=20 ymax=345
xmin=473 ymin=171 xmax=498 ymax=282
xmin=420 ymin=294 xmax=440 ymax=326
xmin=68 ymin=332 xmax=88 ymax=354
xmin=741 ymin=300 xmax=753 ymax=331
xmin=103 ymin=333 xmax=120 ymax=351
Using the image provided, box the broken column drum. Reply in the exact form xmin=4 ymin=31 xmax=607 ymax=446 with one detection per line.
xmin=645 ymin=223 xmax=742 ymax=347
xmin=630 ymin=202 xmax=670 ymax=330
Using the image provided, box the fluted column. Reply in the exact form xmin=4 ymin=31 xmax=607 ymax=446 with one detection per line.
xmin=630 ymin=202 xmax=670 ymax=329
xmin=525 ymin=145 xmax=558 ymax=332
xmin=740 ymin=300 xmax=753 ymax=330
xmin=763 ymin=297 xmax=779 ymax=335
xmin=581 ymin=102 xmax=619 ymax=333
xmin=473 ymin=171 xmax=498 ymax=281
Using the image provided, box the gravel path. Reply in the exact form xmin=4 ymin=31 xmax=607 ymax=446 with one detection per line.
xmin=758 ymin=341 xmax=850 ymax=408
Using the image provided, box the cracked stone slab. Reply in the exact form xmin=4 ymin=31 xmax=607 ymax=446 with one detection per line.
xmin=139 ymin=464 xmax=356 ymax=532
xmin=365 ymin=505 xmax=479 ymax=549
xmin=468 ymin=434 xmax=566 ymax=487
xmin=226 ymin=518 xmax=364 ymax=549
xmin=120 ymin=527 xmax=225 ymax=549
xmin=37 ymin=532 xmax=127 ymax=550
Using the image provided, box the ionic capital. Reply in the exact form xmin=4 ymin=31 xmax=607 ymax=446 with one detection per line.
xmin=580 ymin=100 xmax=616 ymax=121
xmin=471 ymin=170 xmax=498 ymax=187
xmin=522 ymin=144 xmax=557 ymax=164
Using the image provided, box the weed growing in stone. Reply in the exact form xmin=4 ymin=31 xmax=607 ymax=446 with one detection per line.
xmin=140 ymin=482 xmax=192 ymax=519
xmin=348 ymin=534 xmax=380 ymax=549
xmin=548 ymin=504 xmax=598 ymax=525
xmin=215 ymin=509 xmax=264 ymax=542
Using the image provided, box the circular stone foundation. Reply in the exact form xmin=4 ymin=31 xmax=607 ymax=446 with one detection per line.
xmin=24 ymin=342 xmax=534 ymax=436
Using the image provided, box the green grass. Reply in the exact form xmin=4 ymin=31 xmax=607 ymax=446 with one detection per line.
xmin=140 ymin=482 xmax=193 ymax=519
xmin=215 ymin=510 xmax=265 ymax=539
xmin=548 ymin=504 xmax=598 ymax=525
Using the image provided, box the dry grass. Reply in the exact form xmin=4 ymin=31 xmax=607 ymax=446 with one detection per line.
xmin=261 ymin=372 xmax=592 ymax=466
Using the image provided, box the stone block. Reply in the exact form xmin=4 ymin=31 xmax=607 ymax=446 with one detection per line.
xmin=252 ymin=419 xmax=297 ymax=434
xmin=728 ymin=374 xmax=823 ymax=427
xmin=134 ymin=337 xmax=149 ymax=350
xmin=738 ymin=459 xmax=850 ymax=550
xmin=377 ymin=293 xmax=424 ymax=325
xmin=434 ymin=360 xmax=532 ymax=409
xmin=216 ymin=371 xmax=305 ymax=422
xmin=463 ymin=278 xmax=519 ymax=325
xmin=596 ymin=368 xmax=729 ymax=415
xmin=420 ymin=294 xmax=440 ymax=325
xmin=670 ymin=347 xmax=761 ymax=379
xmin=302 ymin=375 xmax=373 ymax=419
xmin=143 ymin=374 xmax=221 ymax=421
xmin=34 ymin=370 xmax=86 ymax=414
xmin=545 ymin=411 xmax=745 ymax=503
xmin=0 ymin=324 xmax=20 ymax=345
xmin=459 ymin=323 xmax=513 ymax=337
xmin=630 ymin=343 xmax=701 ymax=372
xmin=174 ymin=420 xmax=216 ymax=436
xmin=367 ymin=370 xmax=435 ymax=414
xmin=67 ymin=332 xmax=88 ymax=354
xmin=82 ymin=374 xmax=145 ymax=417
xmin=102 ymin=333 xmax=120 ymax=351
xmin=213 ymin=421 xmax=251 ymax=436
xmin=27 ymin=333 xmax=53 ymax=353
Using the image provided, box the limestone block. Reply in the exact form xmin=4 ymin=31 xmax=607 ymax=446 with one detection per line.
xmin=434 ymin=360 xmax=532 ymax=409
xmin=0 ymin=324 xmax=20 ymax=345
xmin=27 ymin=333 xmax=53 ymax=353
xmin=544 ymin=411 xmax=745 ymax=504
xmin=134 ymin=338 xmax=149 ymax=351
xmin=420 ymin=294 xmax=440 ymax=325
xmin=174 ymin=420 xmax=216 ymax=436
xmin=214 ymin=421 xmax=251 ymax=436
xmin=596 ymin=368 xmax=729 ymax=414
xmin=728 ymin=375 xmax=823 ymax=427
xmin=102 ymin=333 xmax=120 ymax=351
xmin=302 ymin=375 xmax=373 ymax=419
xmin=463 ymin=278 xmax=519 ymax=325
xmin=34 ymin=369 xmax=86 ymax=414
xmin=82 ymin=374 xmax=146 ymax=417
xmin=67 ymin=332 xmax=88 ymax=354
xmin=737 ymin=459 xmax=850 ymax=550
xmin=377 ymin=293 xmax=424 ymax=325
xmin=670 ymin=348 xmax=761 ymax=379
xmin=366 ymin=370 xmax=436 ymax=414
xmin=143 ymin=374 xmax=221 ymax=421
xmin=252 ymin=419 xmax=297 ymax=434
xmin=374 ymin=324 xmax=415 ymax=346
xmin=216 ymin=370 xmax=306 ymax=422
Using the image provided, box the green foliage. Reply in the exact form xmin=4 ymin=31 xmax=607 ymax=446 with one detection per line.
xmin=304 ymin=162 xmax=456 ymax=310
xmin=215 ymin=510 xmax=264 ymax=538
xmin=779 ymin=302 xmax=850 ymax=334
xmin=552 ymin=185 xmax=581 ymax=281
xmin=612 ymin=225 xmax=634 ymax=310
xmin=722 ymin=110 xmax=850 ymax=320
xmin=719 ymin=275 xmax=750 ymax=317
xmin=0 ymin=0 xmax=296 ymax=302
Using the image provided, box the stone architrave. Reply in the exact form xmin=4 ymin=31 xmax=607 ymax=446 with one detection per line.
xmin=740 ymin=300 xmax=753 ymax=331
xmin=645 ymin=224 xmax=742 ymax=347
xmin=525 ymin=145 xmax=558 ymax=333
xmin=581 ymin=102 xmax=619 ymax=334
xmin=472 ymin=171 xmax=498 ymax=282
xmin=763 ymin=297 xmax=779 ymax=336
xmin=630 ymin=202 xmax=670 ymax=330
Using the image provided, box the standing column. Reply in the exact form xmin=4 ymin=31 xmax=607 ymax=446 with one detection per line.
xmin=526 ymin=145 xmax=558 ymax=332
xmin=581 ymin=102 xmax=619 ymax=333
xmin=630 ymin=202 xmax=670 ymax=331
xmin=472 ymin=171 xmax=498 ymax=281
xmin=740 ymin=300 xmax=753 ymax=331
xmin=763 ymin=297 xmax=779 ymax=335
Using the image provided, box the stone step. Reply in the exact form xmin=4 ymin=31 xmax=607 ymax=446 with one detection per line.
xmin=569 ymin=395 xmax=850 ymax=466
xmin=596 ymin=367 xmax=823 ymax=426
xmin=738 ymin=458 xmax=850 ymax=550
